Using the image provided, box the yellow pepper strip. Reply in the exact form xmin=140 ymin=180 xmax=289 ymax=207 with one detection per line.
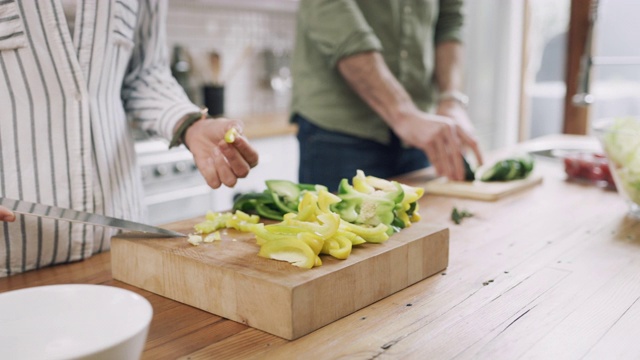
xmin=316 ymin=188 xmax=341 ymax=213
xmin=203 ymin=231 xmax=221 ymax=243
xmin=258 ymin=237 xmax=317 ymax=269
xmin=282 ymin=212 xmax=340 ymax=240
xmin=194 ymin=211 xmax=232 ymax=234
xmin=224 ymin=127 xmax=239 ymax=143
xmin=340 ymin=221 xmax=389 ymax=244
xmin=337 ymin=229 xmax=367 ymax=246
xmin=353 ymin=170 xmax=375 ymax=194
xmin=400 ymin=184 xmax=424 ymax=204
xmin=395 ymin=205 xmax=412 ymax=228
xmin=410 ymin=204 xmax=422 ymax=222
xmin=297 ymin=232 xmax=324 ymax=255
xmin=322 ymin=234 xmax=352 ymax=259
xmin=195 ymin=210 xmax=260 ymax=234
xmin=225 ymin=211 xmax=260 ymax=230
xmin=294 ymin=192 xmax=319 ymax=222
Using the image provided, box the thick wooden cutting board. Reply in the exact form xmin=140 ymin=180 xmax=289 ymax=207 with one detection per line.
xmin=424 ymin=174 xmax=543 ymax=201
xmin=111 ymin=220 xmax=449 ymax=340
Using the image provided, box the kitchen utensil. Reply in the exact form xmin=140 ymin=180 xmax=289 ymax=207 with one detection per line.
xmin=203 ymin=84 xmax=225 ymax=117
xmin=111 ymin=220 xmax=448 ymax=340
xmin=424 ymin=174 xmax=544 ymax=201
xmin=0 ymin=284 xmax=152 ymax=360
xmin=0 ymin=197 xmax=184 ymax=237
xmin=208 ymin=51 xmax=221 ymax=85
xmin=221 ymin=45 xmax=252 ymax=84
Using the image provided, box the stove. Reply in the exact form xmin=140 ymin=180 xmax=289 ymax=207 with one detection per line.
xmin=135 ymin=138 xmax=215 ymax=225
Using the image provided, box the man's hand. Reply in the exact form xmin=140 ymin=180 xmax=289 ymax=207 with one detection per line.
xmin=337 ymin=51 xmax=484 ymax=182
xmin=0 ymin=206 xmax=15 ymax=222
xmin=436 ymin=100 xmax=484 ymax=165
xmin=183 ymin=118 xmax=259 ymax=189
xmin=391 ymin=107 xmax=481 ymax=181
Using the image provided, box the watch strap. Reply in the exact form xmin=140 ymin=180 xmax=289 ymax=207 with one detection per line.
xmin=169 ymin=108 xmax=208 ymax=149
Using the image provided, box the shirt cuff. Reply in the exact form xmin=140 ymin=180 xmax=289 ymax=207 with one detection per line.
xmin=329 ymin=30 xmax=383 ymax=68
xmin=157 ymin=103 xmax=202 ymax=141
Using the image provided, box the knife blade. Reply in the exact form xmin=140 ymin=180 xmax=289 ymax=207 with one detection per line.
xmin=0 ymin=197 xmax=185 ymax=237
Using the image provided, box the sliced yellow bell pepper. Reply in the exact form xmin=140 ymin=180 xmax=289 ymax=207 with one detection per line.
xmin=353 ymin=169 xmax=375 ymax=194
xmin=340 ymin=221 xmax=389 ymax=244
xmin=336 ymin=229 xmax=367 ymax=246
xmin=258 ymin=237 xmax=317 ymax=269
xmin=321 ymin=234 xmax=352 ymax=259
xmin=297 ymin=232 xmax=324 ymax=255
xmin=224 ymin=127 xmax=239 ymax=143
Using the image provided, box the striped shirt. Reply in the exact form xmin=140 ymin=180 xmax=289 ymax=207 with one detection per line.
xmin=0 ymin=0 xmax=200 ymax=277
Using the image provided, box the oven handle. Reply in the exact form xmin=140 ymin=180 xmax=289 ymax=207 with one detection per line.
xmin=144 ymin=185 xmax=212 ymax=206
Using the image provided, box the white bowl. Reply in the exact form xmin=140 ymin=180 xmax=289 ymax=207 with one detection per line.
xmin=0 ymin=284 xmax=153 ymax=360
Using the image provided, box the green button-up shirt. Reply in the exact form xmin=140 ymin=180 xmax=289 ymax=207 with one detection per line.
xmin=291 ymin=0 xmax=464 ymax=145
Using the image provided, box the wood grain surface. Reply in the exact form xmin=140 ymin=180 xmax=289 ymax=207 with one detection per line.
xmin=423 ymin=174 xmax=544 ymax=201
xmin=2 ymin=135 xmax=639 ymax=360
xmin=111 ymin=221 xmax=449 ymax=339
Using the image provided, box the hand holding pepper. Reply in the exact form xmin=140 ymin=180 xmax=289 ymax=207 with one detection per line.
xmin=183 ymin=118 xmax=259 ymax=189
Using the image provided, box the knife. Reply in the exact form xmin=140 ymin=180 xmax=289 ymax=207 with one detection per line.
xmin=0 ymin=197 xmax=185 ymax=237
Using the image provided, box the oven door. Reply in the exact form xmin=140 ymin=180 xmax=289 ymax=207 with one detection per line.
xmin=144 ymin=184 xmax=214 ymax=225
xmin=136 ymin=139 xmax=215 ymax=225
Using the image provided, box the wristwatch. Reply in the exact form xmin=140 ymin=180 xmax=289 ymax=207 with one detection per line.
xmin=438 ymin=90 xmax=469 ymax=107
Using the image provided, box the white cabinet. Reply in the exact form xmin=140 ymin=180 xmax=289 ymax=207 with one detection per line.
xmin=210 ymin=134 xmax=299 ymax=212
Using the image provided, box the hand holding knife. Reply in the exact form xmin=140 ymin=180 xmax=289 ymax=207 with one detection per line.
xmin=0 ymin=197 xmax=184 ymax=237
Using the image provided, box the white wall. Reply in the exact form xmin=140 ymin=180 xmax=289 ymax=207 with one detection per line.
xmin=166 ymin=0 xmax=296 ymax=118
xmin=463 ymin=0 xmax=525 ymax=151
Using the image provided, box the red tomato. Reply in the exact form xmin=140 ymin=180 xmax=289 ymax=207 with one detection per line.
xmin=563 ymin=152 xmax=616 ymax=189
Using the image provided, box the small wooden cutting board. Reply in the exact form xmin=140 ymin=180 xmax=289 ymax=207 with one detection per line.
xmin=424 ymin=174 xmax=544 ymax=201
xmin=111 ymin=220 xmax=449 ymax=340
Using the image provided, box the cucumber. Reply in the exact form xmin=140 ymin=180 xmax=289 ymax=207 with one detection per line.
xmin=463 ymin=157 xmax=475 ymax=181
xmin=265 ymin=180 xmax=300 ymax=203
xmin=478 ymin=154 xmax=535 ymax=182
xmin=480 ymin=160 xmax=510 ymax=181
xmin=504 ymin=159 xmax=522 ymax=180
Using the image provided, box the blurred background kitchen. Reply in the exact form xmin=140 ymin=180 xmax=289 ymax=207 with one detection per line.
xmin=139 ymin=0 xmax=639 ymax=224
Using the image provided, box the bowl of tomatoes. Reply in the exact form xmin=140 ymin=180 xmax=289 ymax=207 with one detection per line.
xmin=563 ymin=151 xmax=615 ymax=190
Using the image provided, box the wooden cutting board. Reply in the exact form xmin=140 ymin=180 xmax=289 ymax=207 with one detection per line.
xmin=111 ymin=220 xmax=449 ymax=340
xmin=424 ymin=174 xmax=544 ymax=201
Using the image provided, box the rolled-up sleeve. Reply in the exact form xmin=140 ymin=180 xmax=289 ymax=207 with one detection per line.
xmin=300 ymin=0 xmax=383 ymax=68
xmin=121 ymin=0 xmax=200 ymax=141
xmin=435 ymin=0 xmax=465 ymax=44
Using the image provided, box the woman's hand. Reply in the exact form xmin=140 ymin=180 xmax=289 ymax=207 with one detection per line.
xmin=0 ymin=206 xmax=15 ymax=222
xmin=183 ymin=118 xmax=260 ymax=189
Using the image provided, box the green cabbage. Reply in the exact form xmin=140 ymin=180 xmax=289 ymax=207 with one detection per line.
xmin=601 ymin=117 xmax=640 ymax=206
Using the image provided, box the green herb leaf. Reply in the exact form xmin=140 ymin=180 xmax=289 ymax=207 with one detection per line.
xmin=451 ymin=207 xmax=474 ymax=225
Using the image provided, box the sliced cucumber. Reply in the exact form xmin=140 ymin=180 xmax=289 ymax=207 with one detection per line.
xmin=480 ymin=160 xmax=510 ymax=181
xmin=478 ymin=154 xmax=535 ymax=182
xmin=265 ymin=180 xmax=300 ymax=203
xmin=504 ymin=159 xmax=522 ymax=180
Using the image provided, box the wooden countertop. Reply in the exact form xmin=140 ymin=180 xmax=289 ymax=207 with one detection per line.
xmin=240 ymin=112 xmax=297 ymax=140
xmin=2 ymin=135 xmax=640 ymax=359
